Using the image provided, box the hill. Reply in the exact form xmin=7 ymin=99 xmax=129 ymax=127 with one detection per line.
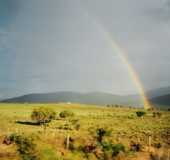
xmin=146 ymin=86 xmax=170 ymax=98
xmin=150 ymin=94 xmax=170 ymax=106
xmin=1 ymin=91 xmax=142 ymax=106
xmin=2 ymin=86 xmax=170 ymax=106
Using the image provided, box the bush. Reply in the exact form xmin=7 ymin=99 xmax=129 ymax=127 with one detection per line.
xmin=9 ymin=133 xmax=38 ymax=160
xmin=101 ymin=141 xmax=113 ymax=151
xmin=130 ymin=141 xmax=142 ymax=152
xmin=58 ymin=123 xmax=73 ymax=130
xmin=102 ymin=142 xmax=125 ymax=158
xmin=69 ymin=119 xmax=81 ymax=130
xmin=112 ymin=143 xmax=125 ymax=157
xmin=153 ymin=112 xmax=162 ymax=118
xmin=136 ymin=111 xmax=146 ymax=117
xmin=59 ymin=110 xmax=75 ymax=118
xmin=96 ymin=128 xmax=111 ymax=143
xmin=153 ymin=142 xmax=162 ymax=149
xmin=31 ymin=107 xmax=56 ymax=124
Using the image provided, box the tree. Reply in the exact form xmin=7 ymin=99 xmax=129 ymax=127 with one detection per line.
xmin=136 ymin=111 xmax=146 ymax=117
xmin=31 ymin=107 xmax=56 ymax=124
xmin=59 ymin=110 xmax=75 ymax=118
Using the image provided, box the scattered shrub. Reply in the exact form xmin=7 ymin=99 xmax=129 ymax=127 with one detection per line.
xmin=130 ymin=141 xmax=142 ymax=152
xmin=69 ymin=119 xmax=81 ymax=130
xmin=82 ymin=144 xmax=96 ymax=153
xmin=136 ymin=111 xmax=146 ymax=117
xmin=58 ymin=123 xmax=73 ymax=130
xmin=153 ymin=112 xmax=162 ymax=118
xmin=59 ymin=110 xmax=75 ymax=118
xmin=3 ymin=135 xmax=12 ymax=145
xmin=96 ymin=128 xmax=111 ymax=143
xmin=8 ymin=133 xmax=38 ymax=160
xmin=101 ymin=141 xmax=113 ymax=151
xmin=112 ymin=143 xmax=125 ymax=157
xmin=31 ymin=107 xmax=56 ymax=124
xmin=153 ymin=143 xmax=162 ymax=149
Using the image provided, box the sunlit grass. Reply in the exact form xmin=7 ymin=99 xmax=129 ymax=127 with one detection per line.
xmin=0 ymin=103 xmax=170 ymax=160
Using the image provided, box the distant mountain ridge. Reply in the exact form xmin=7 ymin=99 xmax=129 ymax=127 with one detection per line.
xmin=1 ymin=86 xmax=170 ymax=106
xmin=146 ymin=86 xmax=170 ymax=98
xmin=150 ymin=94 xmax=170 ymax=106
xmin=1 ymin=91 xmax=142 ymax=106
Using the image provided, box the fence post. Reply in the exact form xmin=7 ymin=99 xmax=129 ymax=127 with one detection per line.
xmin=66 ymin=134 xmax=70 ymax=149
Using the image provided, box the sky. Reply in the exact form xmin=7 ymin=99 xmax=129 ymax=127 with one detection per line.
xmin=0 ymin=0 xmax=170 ymax=99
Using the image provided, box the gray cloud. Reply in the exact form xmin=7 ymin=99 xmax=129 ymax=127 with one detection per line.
xmin=0 ymin=0 xmax=170 ymax=98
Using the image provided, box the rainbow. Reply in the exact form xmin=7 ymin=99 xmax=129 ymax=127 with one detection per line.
xmin=102 ymin=30 xmax=152 ymax=109
xmin=81 ymin=7 xmax=152 ymax=109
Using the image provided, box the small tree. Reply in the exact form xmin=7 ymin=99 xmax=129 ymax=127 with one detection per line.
xmin=136 ymin=111 xmax=146 ymax=117
xmin=9 ymin=133 xmax=38 ymax=160
xmin=31 ymin=107 xmax=56 ymax=124
xmin=59 ymin=110 xmax=75 ymax=118
xmin=95 ymin=128 xmax=111 ymax=143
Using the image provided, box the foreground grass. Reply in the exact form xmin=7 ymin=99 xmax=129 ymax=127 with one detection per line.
xmin=0 ymin=103 xmax=170 ymax=160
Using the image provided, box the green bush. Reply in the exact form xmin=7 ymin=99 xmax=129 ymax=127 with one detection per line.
xmin=69 ymin=119 xmax=81 ymax=130
xmin=136 ymin=111 xmax=146 ymax=117
xmin=59 ymin=110 xmax=75 ymax=118
xmin=58 ymin=123 xmax=73 ymax=130
xmin=96 ymin=128 xmax=111 ymax=143
xmin=31 ymin=107 xmax=56 ymax=124
xmin=9 ymin=133 xmax=38 ymax=160
xmin=112 ymin=143 xmax=125 ymax=157
xmin=101 ymin=142 xmax=125 ymax=158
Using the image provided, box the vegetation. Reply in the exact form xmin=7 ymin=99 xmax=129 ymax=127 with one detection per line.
xmin=0 ymin=103 xmax=170 ymax=160
xmin=31 ymin=107 xmax=56 ymax=124
xmin=59 ymin=110 xmax=75 ymax=118
xmin=8 ymin=133 xmax=38 ymax=160
xmin=136 ymin=111 xmax=146 ymax=117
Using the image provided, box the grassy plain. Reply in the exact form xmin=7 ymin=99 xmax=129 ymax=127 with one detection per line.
xmin=0 ymin=103 xmax=170 ymax=160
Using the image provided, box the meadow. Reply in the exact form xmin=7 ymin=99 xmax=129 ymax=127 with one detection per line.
xmin=0 ymin=103 xmax=170 ymax=160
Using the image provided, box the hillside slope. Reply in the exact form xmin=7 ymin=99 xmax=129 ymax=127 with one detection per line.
xmin=1 ymin=92 xmax=142 ymax=106
xmin=150 ymin=94 xmax=170 ymax=106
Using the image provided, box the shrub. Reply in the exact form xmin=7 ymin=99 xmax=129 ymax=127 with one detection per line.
xmin=101 ymin=141 xmax=113 ymax=151
xmin=59 ymin=110 xmax=75 ymax=118
xmin=31 ymin=107 xmax=56 ymax=124
xmin=153 ymin=142 xmax=162 ymax=149
xmin=136 ymin=111 xmax=146 ymax=117
xmin=74 ymin=123 xmax=81 ymax=130
xmin=69 ymin=119 xmax=81 ymax=130
xmin=153 ymin=112 xmax=162 ymax=118
xmin=9 ymin=133 xmax=38 ymax=160
xmin=130 ymin=141 xmax=142 ymax=152
xmin=96 ymin=128 xmax=111 ymax=143
xmin=112 ymin=143 xmax=125 ymax=157
xmin=58 ymin=123 xmax=73 ymax=130
xmin=82 ymin=144 xmax=97 ymax=153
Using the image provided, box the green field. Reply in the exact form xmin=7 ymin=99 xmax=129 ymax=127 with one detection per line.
xmin=0 ymin=103 xmax=170 ymax=160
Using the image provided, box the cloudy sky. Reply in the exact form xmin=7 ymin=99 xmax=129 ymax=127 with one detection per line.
xmin=0 ymin=0 xmax=170 ymax=99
